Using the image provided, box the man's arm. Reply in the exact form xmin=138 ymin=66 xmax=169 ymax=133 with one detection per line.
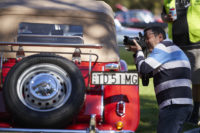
xmin=129 ymin=40 xmax=156 ymax=75
xmin=135 ymin=50 xmax=155 ymax=75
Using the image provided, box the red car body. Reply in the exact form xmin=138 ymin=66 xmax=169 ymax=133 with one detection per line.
xmin=0 ymin=0 xmax=140 ymax=132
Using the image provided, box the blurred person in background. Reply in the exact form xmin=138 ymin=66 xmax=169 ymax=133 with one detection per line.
xmin=161 ymin=0 xmax=200 ymax=124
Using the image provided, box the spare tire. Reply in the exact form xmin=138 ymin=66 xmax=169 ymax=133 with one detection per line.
xmin=3 ymin=54 xmax=86 ymax=128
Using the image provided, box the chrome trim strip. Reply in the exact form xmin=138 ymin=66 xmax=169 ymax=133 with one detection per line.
xmin=0 ymin=42 xmax=103 ymax=49
xmin=0 ymin=50 xmax=98 ymax=58
xmin=0 ymin=128 xmax=86 ymax=133
xmin=87 ymin=51 xmax=92 ymax=90
xmin=100 ymin=66 xmax=105 ymax=122
xmin=17 ymin=34 xmax=83 ymax=38
xmin=0 ymin=52 xmax=3 ymax=88
xmin=101 ymin=84 xmax=104 ymax=122
xmin=0 ymin=128 xmax=135 ymax=133
xmin=0 ymin=52 xmax=3 ymax=70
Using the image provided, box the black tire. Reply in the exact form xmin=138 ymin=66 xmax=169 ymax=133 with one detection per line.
xmin=3 ymin=54 xmax=86 ymax=128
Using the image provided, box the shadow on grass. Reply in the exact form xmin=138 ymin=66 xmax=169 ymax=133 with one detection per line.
xmin=136 ymin=95 xmax=199 ymax=133
xmin=136 ymin=95 xmax=158 ymax=133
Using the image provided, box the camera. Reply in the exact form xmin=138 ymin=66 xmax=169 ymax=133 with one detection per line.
xmin=123 ymin=32 xmax=146 ymax=51
xmin=123 ymin=32 xmax=149 ymax=86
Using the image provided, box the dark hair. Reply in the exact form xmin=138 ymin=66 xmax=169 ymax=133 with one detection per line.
xmin=144 ymin=26 xmax=166 ymax=40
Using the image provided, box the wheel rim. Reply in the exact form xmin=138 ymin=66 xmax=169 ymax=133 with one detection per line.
xmin=17 ymin=63 xmax=72 ymax=112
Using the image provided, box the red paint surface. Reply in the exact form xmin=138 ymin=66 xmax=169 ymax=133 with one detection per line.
xmin=0 ymin=59 xmax=140 ymax=131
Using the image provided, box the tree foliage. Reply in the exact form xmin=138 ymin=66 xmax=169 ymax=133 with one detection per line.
xmin=101 ymin=0 xmax=163 ymax=15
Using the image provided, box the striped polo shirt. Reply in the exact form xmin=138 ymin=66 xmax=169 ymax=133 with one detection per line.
xmin=135 ymin=40 xmax=193 ymax=109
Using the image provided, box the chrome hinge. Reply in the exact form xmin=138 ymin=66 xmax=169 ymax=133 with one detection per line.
xmin=72 ymin=48 xmax=81 ymax=64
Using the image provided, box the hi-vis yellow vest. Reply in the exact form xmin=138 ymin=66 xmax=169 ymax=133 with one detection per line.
xmin=164 ymin=0 xmax=175 ymax=40
xmin=164 ymin=0 xmax=200 ymax=44
xmin=187 ymin=0 xmax=200 ymax=43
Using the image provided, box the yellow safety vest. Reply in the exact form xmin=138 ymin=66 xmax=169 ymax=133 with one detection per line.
xmin=187 ymin=0 xmax=200 ymax=43
xmin=164 ymin=0 xmax=200 ymax=44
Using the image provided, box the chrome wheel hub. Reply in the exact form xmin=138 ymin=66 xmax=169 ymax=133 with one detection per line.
xmin=29 ymin=73 xmax=60 ymax=100
xmin=17 ymin=63 xmax=72 ymax=112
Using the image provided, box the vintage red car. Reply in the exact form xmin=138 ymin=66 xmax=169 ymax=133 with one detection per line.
xmin=0 ymin=0 xmax=140 ymax=132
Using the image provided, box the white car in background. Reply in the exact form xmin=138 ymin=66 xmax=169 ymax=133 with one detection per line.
xmin=115 ymin=19 xmax=143 ymax=45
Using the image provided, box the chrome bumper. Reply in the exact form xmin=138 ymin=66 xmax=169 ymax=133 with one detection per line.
xmin=0 ymin=128 xmax=135 ymax=133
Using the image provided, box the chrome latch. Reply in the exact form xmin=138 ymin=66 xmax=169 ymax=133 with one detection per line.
xmin=72 ymin=48 xmax=81 ymax=64
xmin=16 ymin=46 xmax=25 ymax=60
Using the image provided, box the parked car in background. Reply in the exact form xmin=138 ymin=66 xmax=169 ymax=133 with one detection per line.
xmin=115 ymin=19 xmax=143 ymax=45
xmin=0 ymin=0 xmax=140 ymax=133
xmin=115 ymin=9 xmax=167 ymax=29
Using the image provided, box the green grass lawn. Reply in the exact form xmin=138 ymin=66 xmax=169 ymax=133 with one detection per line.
xmin=119 ymin=47 xmax=198 ymax=133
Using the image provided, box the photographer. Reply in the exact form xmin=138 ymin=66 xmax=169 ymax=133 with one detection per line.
xmin=128 ymin=26 xmax=193 ymax=133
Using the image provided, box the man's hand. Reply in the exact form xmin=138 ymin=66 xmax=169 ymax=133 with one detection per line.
xmin=162 ymin=14 xmax=174 ymax=22
xmin=128 ymin=39 xmax=142 ymax=52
